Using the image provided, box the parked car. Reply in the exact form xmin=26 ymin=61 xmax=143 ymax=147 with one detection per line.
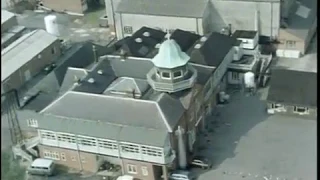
xmin=169 ymin=170 xmax=195 ymax=180
xmin=27 ymin=158 xmax=56 ymax=176
xmin=190 ymin=156 xmax=212 ymax=169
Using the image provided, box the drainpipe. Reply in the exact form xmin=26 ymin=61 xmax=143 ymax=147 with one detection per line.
xmin=92 ymin=45 xmax=98 ymax=63
xmin=76 ymin=135 xmax=83 ymax=172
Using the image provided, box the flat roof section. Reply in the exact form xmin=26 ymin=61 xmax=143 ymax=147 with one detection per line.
xmin=232 ymin=30 xmax=258 ymax=39
xmin=1 ymin=29 xmax=58 ymax=82
xmin=1 ymin=10 xmax=15 ymax=27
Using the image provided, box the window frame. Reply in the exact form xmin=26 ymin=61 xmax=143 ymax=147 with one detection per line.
xmin=123 ymin=26 xmax=133 ymax=34
xmin=141 ymin=146 xmax=163 ymax=157
xmin=43 ymin=150 xmax=60 ymax=160
xmin=120 ymin=143 xmax=140 ymax=153
xmin=27 ymin=119 xmax=38 ymax=128
xmin=231 ymin=72 xmax=239 ymax=80
xmin=60 ymin=153 xmax=66 ymax=161
xmin=161 ymin=72 xmax=171 ymax=79
xmin=141 ymin=166 xmax=148 ymax=176
xmin=78 ymin=136 xmax=97 ymax=147
xmin=293 ymin=106 xmax=309 ymax=114
xmin=127 ymin=164 xmax=137 ymax=174
xmin=97 ymin=139 xmax=118 ymax=150
xmin=40 ymin=131 xmax=56 ymax=140
xmin=271 ymin=103 xmax=284 ymax=109
xmin=57 ymin=133 xmax=77 ymax=144
xmin=286 ymin=40 xmax=296 ymax=48
xmin=173 ymin=70 xmax=183 ymax=79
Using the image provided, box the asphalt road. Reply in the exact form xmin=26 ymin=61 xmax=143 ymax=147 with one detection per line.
xmin=193 ymin=92 xmax=316 ymax=180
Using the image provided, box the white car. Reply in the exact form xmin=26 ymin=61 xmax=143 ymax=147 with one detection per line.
xmin=169 ymin=170 xmax=196 ymax=180
xmin=190 ymin=156 xmax=212 ymax=169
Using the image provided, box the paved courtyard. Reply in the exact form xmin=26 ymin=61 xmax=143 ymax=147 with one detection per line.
xmin=194 ymin=92 xmax=316 ymax=180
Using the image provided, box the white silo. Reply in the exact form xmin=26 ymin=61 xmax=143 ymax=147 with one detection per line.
xmin=175 ymin=126 xmax=187 ymax=169
xmin=44 ymin=15 xmax=60 ymax=36
xmin=243 ymin=71 xmax=255 ymax=88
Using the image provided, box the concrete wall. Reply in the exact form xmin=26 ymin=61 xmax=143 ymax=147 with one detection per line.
xmin=277 ymin=29 xmax=305 ymax=55
xmin=2 ymin=40 xmax=61 ymax=91
xmin=1 ymin=14 xmax=18 ymax=33
xmin=105 ymin=0 xmax=121 ymax=31
xmin=116 ymin=13 xmax=203 ymax=39
xmin=38 ymin=144 xmax=99 ymax=172
xmin=209 ymin=0 xmax=281 ymax=38
xmin=42 ymin=0 xmax=86 ymax=14
xmin=267 ymin=103 xmax=317 ymax=120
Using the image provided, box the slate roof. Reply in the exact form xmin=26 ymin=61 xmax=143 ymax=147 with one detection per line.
xmin=284 ymin=0 xmax=317 ymax=40
xmin=73 ymin=60 xmax=117 ymax=94
xmin=39 ymin=114 xmax=168 ymax=147
xmin=116 ymin=0 xmax=208 ymax=18
xmin=170 ymin=29 xmax=201 ymax=52
xmin=267 ymin=69 xmax=317 ymax=107
xmin=115 ymin=27 xmax=166 ymax=57
xmin=190 ymin=32 xmax=237 ymax=67
xmin=105 ymin=77 xmax=150 ymax=96
xmin=59 ymin=67 xmax=88 ymax=95
xmin=41 ymin=91 xmax=185 ymax=132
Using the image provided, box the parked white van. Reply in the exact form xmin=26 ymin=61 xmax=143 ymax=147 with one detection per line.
xmin=27 ymin=158 xmax=56 ymax=176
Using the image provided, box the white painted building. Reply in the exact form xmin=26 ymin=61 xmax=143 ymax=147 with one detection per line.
xmin=114 ymin=0 xmax=209 ymax=39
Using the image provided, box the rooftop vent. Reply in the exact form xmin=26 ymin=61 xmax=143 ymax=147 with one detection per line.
xmin=135 ymin=38 xmax=142 ymax=43
xmin=200 ymin=36 xmax=207 ymax=42
xmin=155 ymin=43 xmax=161 ymax=48
xmin=88 ymin=78 xmax=95 ymax=83
xmin=194 ymin=44 xmax=201 ymax=49
xmin=143 ymin=31 xmax=150 ymax=37
xmin=97 ymin=70 xmax=103 ymax=75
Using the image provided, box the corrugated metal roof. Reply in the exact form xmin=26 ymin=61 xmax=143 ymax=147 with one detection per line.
xmin=1 ymin=10 xmax=15 ymax=26
xmin=1 ymin=29 xmax=58 ymax=81
xmin=116 ymin=0 xmax=208 ymax=18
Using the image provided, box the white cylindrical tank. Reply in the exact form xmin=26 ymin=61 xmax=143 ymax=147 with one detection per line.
xmin=244 ymin=72 xmax=255 ymax=88
xmin=44 ymin=15 xmax=60 ymax=36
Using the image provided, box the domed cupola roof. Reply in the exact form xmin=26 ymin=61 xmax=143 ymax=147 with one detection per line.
xmin=151 ymin=39 xmax=190 ymax=69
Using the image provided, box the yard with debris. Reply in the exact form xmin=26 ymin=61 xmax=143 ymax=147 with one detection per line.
xmin=16 ymin=8 xmax=113 ymax=46
xmin=193 ymin=92 xmax=316 ymax=180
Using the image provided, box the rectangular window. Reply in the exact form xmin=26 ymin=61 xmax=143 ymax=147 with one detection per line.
xmin=161 ymin=72 xmax=171 ymax=79
xmin=293 ymin=106 xmax=309 ymax=114
xmin=173 ymin=71 xmax=182 ymax=78
xmin=272 ymin=103 xmax=284 ymax=109
xmin=123 ymin=26 xmax=133 ymax=34
xmin=97 ymin=139 xmax=118 ymax=150
xmin=78 ymin=136 xmax=96 ymax=146
xmin=61 ymin=153 xmax=66 ymax=161
xmin=120 ymin=143 xmax=140 ymax=153
xmin=141 ymin=146 xmax=163 ymax=157
xmin=51 ymin=47 xmax=56 ymax=54
xmin=127 ymin=164 xmax=137 ymax=174
xmin=231 ymin=72 xmax=239 ymax=80
xmin=286 ymin=40 xmax=296 ymax=48
xmin=40 ymin=131 xmax=56 ymax=140
xmin=71 ymin=156 xmax=76 ymax=161
xmin=141 ymin=166 xmax=148 ymax=176
xmin=43 ymin=150 xmax=60 ymax=160
xmin=57 ymin=133 xmax=77 ymax=143
xmin=27 ymin=119 xmax=38 ymax=127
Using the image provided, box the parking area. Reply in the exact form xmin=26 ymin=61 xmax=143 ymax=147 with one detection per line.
xmin=193 ymin=92 xmax=316 ymax=180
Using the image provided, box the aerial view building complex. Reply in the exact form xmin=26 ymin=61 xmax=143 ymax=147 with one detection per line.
xmin=1 ymin=0 xmax=317 ymax=179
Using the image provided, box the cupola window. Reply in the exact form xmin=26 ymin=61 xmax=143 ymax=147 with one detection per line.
xmin=173 ymin=71 xmax=183 ymax=78
xmin=161 ymin=72 xmax=171 ymax=79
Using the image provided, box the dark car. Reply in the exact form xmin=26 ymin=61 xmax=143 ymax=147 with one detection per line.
xmin=189 ymin=156 xmax=212 ymax=169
